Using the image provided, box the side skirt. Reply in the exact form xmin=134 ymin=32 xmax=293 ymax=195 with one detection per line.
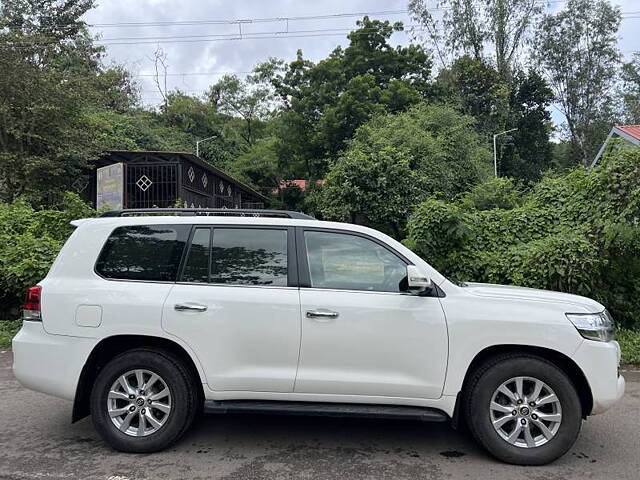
xmin=203 ymin=400 xmax=449 ymax=422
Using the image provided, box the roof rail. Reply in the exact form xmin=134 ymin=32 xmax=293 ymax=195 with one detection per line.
xmin=99 ymin=208 xmax=316 ymax=220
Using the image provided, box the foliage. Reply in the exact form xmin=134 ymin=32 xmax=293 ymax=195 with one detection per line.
xmin=253 ymin=17 xmax=434 ymax=178
xmin=616 ymin=328 xmax=640 ymax=365
xmin=406 ymin=148 xmax=640 ymax=327
xmin=435 ymin=58 xmax=553 ymax=182
xmin=320 ymin=147 xmax=424 ymax=237
xmin=0 ymin=0 xmax=139 ymax=205
xmin=319 ymin=104 xmax=491 ymax=235
xmin=0 ymin=193 xmax=95 ymax=316
xmin=0 ymin=319 xmax=22 ymax=348
xmin=460 ymin=177 xmax=522 ymax=211
xmin=208 ymin=75 xmax=271 ymax=147
xmin=620 ymin=52 xmax=640 ymax=124
xmin=533 ymin=0 xmax=622 ymax=166
xmin=409 ymin=0 xmax=543 ymax=77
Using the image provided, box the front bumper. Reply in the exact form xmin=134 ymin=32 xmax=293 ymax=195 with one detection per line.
xmin=572 ymin=339 xmax=625 ymax=415
xmin=12 ymin=321 xmax=97 ymax=401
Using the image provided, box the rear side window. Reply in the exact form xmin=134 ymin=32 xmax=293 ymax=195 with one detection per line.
xmin=179 ymin=227 xmax=288 ymax=286
xmin=96 ymin=225 xmax=190 ymax=281
xmin=211 ymin=228 xmax=288 ymax=286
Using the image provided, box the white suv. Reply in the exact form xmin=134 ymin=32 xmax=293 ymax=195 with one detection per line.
xmin=12 ymin=209 xmax=624 ymax=465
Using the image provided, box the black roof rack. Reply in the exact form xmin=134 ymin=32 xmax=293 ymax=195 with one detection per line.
xmin=99 ymin=208 xmax=316 ymax=220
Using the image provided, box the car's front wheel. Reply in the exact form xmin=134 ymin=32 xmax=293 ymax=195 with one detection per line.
xmin=90 ymin=349 xmax=197 ymax=453
xmin=463 ymin=354 xmax=583 ymax=465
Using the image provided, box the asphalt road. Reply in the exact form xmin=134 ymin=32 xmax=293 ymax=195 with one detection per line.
xmin=1 ymin=350 xmax=638 ymax=480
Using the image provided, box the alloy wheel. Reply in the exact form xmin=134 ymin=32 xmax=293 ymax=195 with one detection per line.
xmin=489 ymin=376 xmax=562 ymax=448
xmin=107 ymin=369 xmax=172 ymax=437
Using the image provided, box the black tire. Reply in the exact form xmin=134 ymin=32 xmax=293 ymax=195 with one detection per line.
xmin=90 ymin=348 xmax=197 ymax=453
xmin=462 ymin=354 xmax=582 ymax=465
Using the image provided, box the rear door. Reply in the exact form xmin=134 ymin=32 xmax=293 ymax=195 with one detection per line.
xmin=162 ymin=225 xmax=301 ymax=393
xmin=294 ymin=228 xmax=448 ymax=399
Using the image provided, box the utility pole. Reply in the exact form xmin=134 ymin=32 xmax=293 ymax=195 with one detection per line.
xmin=493 ymin=128 xmax=518 ymax=177
xmin=196 ymin=135 xmax=218 ymax=157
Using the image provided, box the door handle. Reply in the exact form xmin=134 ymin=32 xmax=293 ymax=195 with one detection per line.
xmin=306 ymin=309 xmax=339 ymax=320
xmin=174 ymin=303 xmax=208 ymax=312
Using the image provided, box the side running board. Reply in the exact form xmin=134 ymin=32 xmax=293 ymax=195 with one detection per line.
xmin=203 ymin=400 xmax=449 ymax=422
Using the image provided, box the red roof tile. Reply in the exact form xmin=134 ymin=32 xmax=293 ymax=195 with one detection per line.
xmin=617 ymin=125 xmax=640 ymax=141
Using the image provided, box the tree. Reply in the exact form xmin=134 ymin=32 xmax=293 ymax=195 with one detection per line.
xmin=620 ymin=53 xmax=640 ymax=124
xmin=252 ymin=17 xmax=433 ymax=178
xmin=320 ymin=147 xmax=423 ymax=238
xmin=207 ymin=74 xmax=271 ymax=148
xmin=500 ymin=70 xmax=554 ymax=181
xmin=0 ymin=0 xmax=138 ymax=204
xmin=533 ymin=0 xmax=622 ymax=166
xmin=409 ymin=0 xmax=543 ymax=78
xmin=436 ymin=55 xmax=508 ymax=135
xmin=320 ymin=104 xmax=492 ymax=236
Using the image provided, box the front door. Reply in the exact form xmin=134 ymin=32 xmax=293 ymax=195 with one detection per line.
xmin=163 ymin=225 xmax=301 ymax=393
xmin=294 ymin=229 xmax=448 ymax=399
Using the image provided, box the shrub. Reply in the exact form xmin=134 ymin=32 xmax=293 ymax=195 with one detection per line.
xmin=0 ymin=193 xmax=95 ymax=317
xmin=406 ymin=147 xmax=640 ymax=328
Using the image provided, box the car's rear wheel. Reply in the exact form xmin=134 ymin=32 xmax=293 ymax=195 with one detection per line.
xmin=90 ymin=349 xmax=197 ymax=453
xmin=463 ymin=354 xmax=582 ymax=465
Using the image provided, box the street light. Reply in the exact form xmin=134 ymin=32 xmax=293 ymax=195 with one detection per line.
xmin=493 ymin=128 xmax=518 ymax=177
xmin=196 ymin=135 xmax=218 ymax=157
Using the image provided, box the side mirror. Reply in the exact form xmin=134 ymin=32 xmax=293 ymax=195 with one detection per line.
xmin=406 ymin=265 xmax=431 ymax=292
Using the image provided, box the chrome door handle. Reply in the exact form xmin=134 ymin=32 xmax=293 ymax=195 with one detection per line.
xmin=306 ymin=309 xmax=339 ymax=320
xmin=174 ymin=303 xmax=208 ymax=312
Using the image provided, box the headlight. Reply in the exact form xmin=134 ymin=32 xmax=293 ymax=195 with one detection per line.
xmin=566 ymin=311 xmax=614 ymax=342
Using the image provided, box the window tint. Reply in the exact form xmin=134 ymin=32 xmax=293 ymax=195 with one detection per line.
xmin=96 ymin=225 xmax=190 ymax=281
xmin=181 ymin=227 xmax=211 ymax=283
xmin=304 ymin=231 xmax=407 ymax=292
xmin=211 ymin=228 xmax=288 ymax=286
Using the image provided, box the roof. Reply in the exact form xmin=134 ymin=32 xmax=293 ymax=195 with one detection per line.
xmin=272 ymin=179 xmax=325 ymax=194
xmin=592 ymin=125 xmax=640 ymax=165
xmin=617 ymin=125 xmax=640 ymax=141
xmin=98 ymin=150 xmax=267 ymax=201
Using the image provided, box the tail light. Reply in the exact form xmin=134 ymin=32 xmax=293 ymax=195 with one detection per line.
xmin=23 ymin=285 xmax=42 ymax=321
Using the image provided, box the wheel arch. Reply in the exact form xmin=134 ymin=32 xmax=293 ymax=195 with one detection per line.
xmin=72 ymin=334 xmax=205 ymax=423
xmin=452 ymin=344 xmax=593 ymax=428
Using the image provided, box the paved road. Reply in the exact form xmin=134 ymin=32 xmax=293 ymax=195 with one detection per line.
xmin=1 ymin=350 xmax=638 ymax=480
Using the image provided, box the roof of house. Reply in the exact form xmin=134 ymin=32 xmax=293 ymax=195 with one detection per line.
xmin=277 ymin=179 xmax=325 ymax=190
xmin=592 ymin=125 xmax=640 ymax=165
xmin=617 ymin=125 xmax=640 ymax=141
xmin=96 ymin=150 xmax=267 ymax=201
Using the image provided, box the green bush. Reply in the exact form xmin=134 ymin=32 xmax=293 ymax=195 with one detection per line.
xmin=0 ymin=193 xmax=95 ymax=317
xmin=406 ymin=147 xmax=640 ymax=328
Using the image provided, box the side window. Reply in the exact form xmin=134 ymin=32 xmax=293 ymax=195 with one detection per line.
xmin=181 ymin=227 xmax=211 ymax=283
xmin=96 ymin=225 xmax=190 ymax=281
xmin=210 ymin=228 xmax=288 ymax=286
xmin=304 ymin=231 xmax=407 ymax=292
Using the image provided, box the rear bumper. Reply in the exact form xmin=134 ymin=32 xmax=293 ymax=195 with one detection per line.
xmin=12 ymin=321 xmax=97 ymax=401
xmin=572 ymin=339 xmax=625 ymax=415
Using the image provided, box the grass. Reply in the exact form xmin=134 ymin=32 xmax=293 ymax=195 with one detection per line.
xmin=0 ymin=319 xmax=22 ymax=349
xmin=1 ymin=319 xmax=639 ymax=365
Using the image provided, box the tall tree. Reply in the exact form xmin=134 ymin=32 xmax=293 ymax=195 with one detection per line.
xmin=620 ymin=53 xmax=640 ymax=124
xmin=409 ymin=0 xmax=542 ymax=78
xmin=1 ymin=0 xmax=93 ymax=204
xmin=533 ymin=0 xmax=622 ymax=166
xmin=0 ymin=0 xmax=138 ymax=204
xmin=252 ymin=17 xmax=433 ymax=179
xmin=501 ymin=70 xmax=554 ymax=181
xmin=207 ymin=74 xmax=271 ymax=148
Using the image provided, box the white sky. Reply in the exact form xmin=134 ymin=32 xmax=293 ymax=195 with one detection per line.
xmin=84 ymin=0 xmax=640 ymax=128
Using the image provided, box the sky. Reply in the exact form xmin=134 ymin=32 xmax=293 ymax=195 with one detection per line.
xmin=83 ymin=0 xmax=640 ymax=126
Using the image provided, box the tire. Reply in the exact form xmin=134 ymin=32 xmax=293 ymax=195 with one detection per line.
xmin=90 ymin=348 xmax=197 ymax=453
xmin=462 ymin=354 xmax=582 ymax=465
